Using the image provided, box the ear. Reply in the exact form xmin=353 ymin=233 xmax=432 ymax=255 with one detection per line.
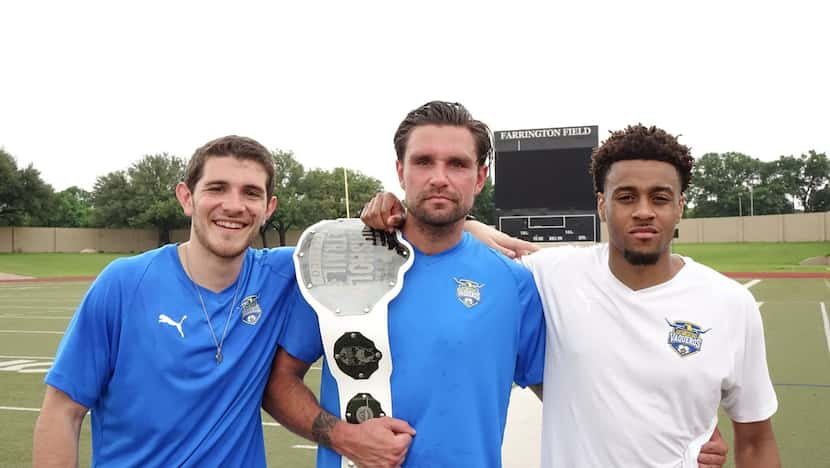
xmin=396 ymin=159 xmax=405 ymax=190
xmin=265 ymin=195 xmax=278 ymax=222
xmin=176 ymin=182 xmax=194 ymax=217
xmin=473 ymin=164 xmax=488 ymax=195
xmin=596 ymin=192 xmax=607 ymax=222
xmin=676 ymin=193 xmax=686 ymax=225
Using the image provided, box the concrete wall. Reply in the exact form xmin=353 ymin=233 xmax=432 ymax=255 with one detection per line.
xmin=4 ymin=212 xmax=828 ymax=252
xmin=13 ymin=227 xmax=55 ymax=252
xmin=0 ymin=228 xmax=12 ymax=253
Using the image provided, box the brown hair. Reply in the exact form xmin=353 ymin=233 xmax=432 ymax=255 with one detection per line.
xmin=590 ymin=124 xmax=694 ymax=193
xmin=185 ymin=135 xmax=275 ymax=198
xmin=393 ymin=101 xmax=492 ymax=166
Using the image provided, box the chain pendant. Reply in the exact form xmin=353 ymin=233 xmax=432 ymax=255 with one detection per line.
xmin=216 ymin=350 xmax=223 ymax=364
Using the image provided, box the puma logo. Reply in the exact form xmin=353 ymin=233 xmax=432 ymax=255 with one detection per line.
xmin=158 ymin=314 xmax=187 ymax=338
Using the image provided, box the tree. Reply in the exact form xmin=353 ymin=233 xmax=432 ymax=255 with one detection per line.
xmin=687 ymin=152 xmax=762 ymax=218
xmin=91 ymin=170 xmax=137 ymax=227
xmin=127 ymin=154 xmax=189 ymax=244
xmin=259 ymin=152 xmax=385 ymax=246
xmin=471 ymin=175 xmax=495 ymax=225
xmin=92 ymin=154 xmax=188 ymax=245
xmin=0 ymin=148 xmax=55 ymax=226
xmin=261 ymin=150 xmax=307 ymax=247
xmin=48 ymin=186 xmax=94 ymax=227
xmin=776 ymin=151 xmax=830 ymax=212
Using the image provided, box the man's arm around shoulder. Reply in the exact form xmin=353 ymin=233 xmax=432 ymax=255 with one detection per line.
xmin=33 ymin=385 xmax=88 ymax=467
xmin=263 ymin=347 xmax=416 ymax=467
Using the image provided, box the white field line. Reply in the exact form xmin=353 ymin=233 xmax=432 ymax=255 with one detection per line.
xmin=0 ymin=306 xmax=75 ymax=310
xmin=757 ymin=302 xmax=764 ymax=309
xmin=0 ymin=406 xmax=287 ymax=431
xmin=0 ymin=406 xmax=40 ymax=412
xmin=0 ymin=329 xmax=64 ymax=335
xmin=292 ymin=445 xmax=317 ymax=450
xmin=743 ymin=279 xmax=762 ymax=289
xmin=821 ymin=302 xmax=830 ymax=356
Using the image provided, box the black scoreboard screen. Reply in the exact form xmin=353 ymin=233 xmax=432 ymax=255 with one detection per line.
xmin=494 ymin=147 xmax=595 ymax=211
xmin=494 ymin=125 xmax=600 ymax=243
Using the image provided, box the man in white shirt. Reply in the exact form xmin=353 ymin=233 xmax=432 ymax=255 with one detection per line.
xmin=362 ymin=123 xmax=778 ymax=467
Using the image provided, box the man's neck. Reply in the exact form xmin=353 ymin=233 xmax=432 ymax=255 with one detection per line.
xmin=401 ymin=218 xmax=465 ymax=255
xmin=178 ymin=241 xmax=244 ymax=293
xmin=607 ymin=249 xmax=684 ymax=291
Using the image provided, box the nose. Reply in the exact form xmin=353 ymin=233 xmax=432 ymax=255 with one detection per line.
xmin=632 ymin=199 xmax=656 ymax=220
xmin=427 ymin=164 xmax=450 ymax=188
xmin=221 ymin=190 xmax=245 ymax=213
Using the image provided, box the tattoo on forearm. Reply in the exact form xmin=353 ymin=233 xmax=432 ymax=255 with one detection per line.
xmin=311 ymin=411 xmax=338 ymax=447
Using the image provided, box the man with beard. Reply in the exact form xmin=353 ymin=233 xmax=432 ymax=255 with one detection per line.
xmin=361 ymin=124 xmax=775 ymax=467
xmin=33 ymin=135 xmax=407 ymax=467
xmin=264 ymin=101 xmax=547 ymax=467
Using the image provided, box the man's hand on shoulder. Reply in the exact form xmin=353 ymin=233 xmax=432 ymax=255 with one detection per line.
xmin=465 ymin=220 xmax=539 ymax=259
xmin=361 ymin=192 xmax=406 ymax=233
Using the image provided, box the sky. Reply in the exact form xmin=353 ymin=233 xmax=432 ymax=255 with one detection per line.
xmin=1 ymin=0 xmax=827 ymax=197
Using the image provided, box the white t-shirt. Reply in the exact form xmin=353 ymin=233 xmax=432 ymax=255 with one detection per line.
xmin=522 ymin=244 xmax=777 ymax=468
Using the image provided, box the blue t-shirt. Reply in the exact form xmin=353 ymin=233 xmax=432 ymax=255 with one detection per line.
xmin=46 ymin=244 xmax=311 ymax=467
xmin=282 ymin=232 xmax=546 ymax=468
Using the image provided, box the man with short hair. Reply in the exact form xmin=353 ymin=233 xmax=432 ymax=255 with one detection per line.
xmin=363 ymin=124 xmax=774 ymax=467
xmin=264 ymin=101 xmax=548 ymax=467
xmin=33 ymin=135 xmax=406 ymax=466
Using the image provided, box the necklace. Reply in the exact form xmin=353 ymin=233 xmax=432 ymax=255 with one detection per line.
xmin=183 ymin=245 xmax=242 ymax=364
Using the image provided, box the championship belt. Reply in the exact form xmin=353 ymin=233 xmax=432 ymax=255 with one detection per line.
xmin=294 ymin=219 xmax=414 ymax=468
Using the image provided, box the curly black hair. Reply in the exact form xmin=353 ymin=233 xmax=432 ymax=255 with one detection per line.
xmin=590 ymin=124 xmax=694 ymax=193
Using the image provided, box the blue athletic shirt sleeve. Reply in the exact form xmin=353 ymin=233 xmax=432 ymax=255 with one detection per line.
xmin=279 ymin=286 xmax=324 ymax=364
xmin=511 ymin=265 xmax=546 ymax=388
xmin=46 ymin=258 xmax=134 ymax=408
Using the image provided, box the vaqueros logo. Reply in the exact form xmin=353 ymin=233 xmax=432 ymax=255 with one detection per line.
xmin=665 ymin=319 xmax=711 ymax=357
xmin=241 ymin=295 xmax=262 ymax=325
xmin=453 ymin=278 xmax=484 ymax=308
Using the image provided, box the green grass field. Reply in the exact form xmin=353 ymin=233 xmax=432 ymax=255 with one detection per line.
xmin=672 ymin=241 xmax=830 ymax=273
xmin=0 ymin=246 xmax=828 ymax=466
xmin=0 ymin=253 xmax=128 ymax=278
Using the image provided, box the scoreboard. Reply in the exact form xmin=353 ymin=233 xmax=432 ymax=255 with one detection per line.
xmin=494 ymin=126 xmax=600 ymax=243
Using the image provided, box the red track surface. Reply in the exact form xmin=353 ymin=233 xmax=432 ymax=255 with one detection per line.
xmin=723 ymin=271 xmax=830 ymax=279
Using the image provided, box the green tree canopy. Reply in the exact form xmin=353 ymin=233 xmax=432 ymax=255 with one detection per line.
xmin=260 ymin=151 xmax=384 ymax=246
xmin=92 ymin=153 xmax=188 ymax=244
xmin=0 ymin=148 xmax=55 ymax=226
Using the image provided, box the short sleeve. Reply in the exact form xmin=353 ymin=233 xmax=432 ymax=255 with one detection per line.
xmin=513 ymin=269 xmax=546 ymax=387
xmin=45 ymin=264 xmax=123 ymax=408
xmin=721 ymin=294 xmax=778 ymax=422
xmin=278 ymin=286 xmax=324 ymax=364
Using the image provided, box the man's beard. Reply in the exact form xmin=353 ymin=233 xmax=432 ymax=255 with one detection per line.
xmin=408 ymin=193 xmax=468 ymax=227
xmin=623 ymin=249 xmax=661 ymax=266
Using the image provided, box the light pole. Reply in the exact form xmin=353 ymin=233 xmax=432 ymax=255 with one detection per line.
xmin=749 ymin=185 xmax=754 ymax=216
xmin=343 ymin=168 xmax=351 ymax=218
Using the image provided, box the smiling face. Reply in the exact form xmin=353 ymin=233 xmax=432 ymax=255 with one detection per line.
xmin=597 ymin=159 xmax=684 ymax=266
xmin=176 ymin=155 xmax=277 ymax=260
xmin=396 ymin=124 xmax=487 ymax=229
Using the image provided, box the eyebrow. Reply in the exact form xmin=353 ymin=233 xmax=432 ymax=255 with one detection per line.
xmin=613 ymin=185 xmax=675 ymax=194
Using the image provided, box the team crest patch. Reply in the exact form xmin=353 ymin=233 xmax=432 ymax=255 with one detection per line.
xmin=454 ymin=278 xmax=484 ymax=308
xmin=665 ymin=319 xmax=711 ymax=357
xmin=241 ymin=295 xmax=262 ymax=325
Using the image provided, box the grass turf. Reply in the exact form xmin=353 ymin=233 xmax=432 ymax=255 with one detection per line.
xmin=672 ymin=241 xmax=830 ymax=272
xmin=0 ymin=253 xmax=128 ymax=277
